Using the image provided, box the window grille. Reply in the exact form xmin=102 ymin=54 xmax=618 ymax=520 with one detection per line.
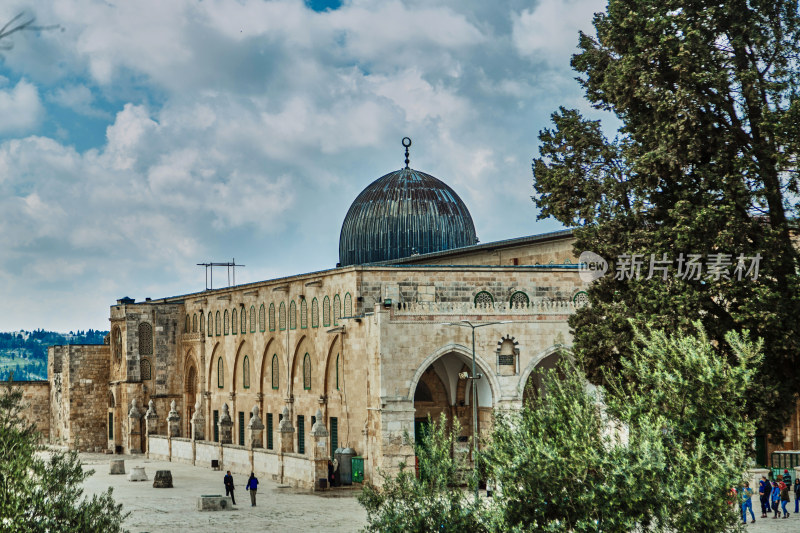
xmin=344 ymin=293 xmax=352 ymax=317
xmin=267 ymin=413 xmax=274 ymax=449
xmin=335 ymin=353 xmax=340 ymax=390
xmin=300 ymin=299 xmax=308 ymax=329
xmin=510 ymin=291 xmax=530 ymax=307
xmin=311 ymin=298 xmax=319 ymax=328
xmin=208 ymin=312 xmax=213 ymax=337
xmin=269 ymin=303 xmax=276 ymax=331
xmin=279 ymin=302 xmax=286 ymax=331
xmin=217 ymin=357 xmax=224 ymax=388
xmin=250 ymin=306 xmax=256 ymax=333
xmin=241 ymin=307 xmax=247 ymax=334
xmin=289 ymin=301 xmax=297 ymax=330
xmin=329 ymin=417 xmax=338 ymax=457
xmin=224 ymin=310 xmax=229 ymax=335
xmin=215 ymin=311 xmax=221 ymax=336
xmin=231 ymin=309 xmax=237 ymax=335
xmin=333 ymin=294 xmax=341 ymax=325
xmin=140 ymin=358 xmax=152 ymax=380
xmin=323 ymin=296 xmax=331 ymax=327
xmin=303 ymin=353 xmax=311 ymax=390
xmin=474 ymin=291 xmax=494 ymax=306
xmin=238 ymin=411 xmax=245 ymax=446
xmin=297 ymin=415 xmax=305 ymax=454
xmin=259 ymin=304 xmax=266 ymax=332
xmin=138 ymin=323 xmax=153 ymax=355
xmin=271 ymin=354 xmax=279 ymax=390
xmin=243 ymin=355 xmax=250 ymax=389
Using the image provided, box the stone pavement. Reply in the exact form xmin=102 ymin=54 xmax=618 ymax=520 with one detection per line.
xmin=740 ymin=506 xmax=800 ymax=533
xmin=78 ymin=453 xmax=367 ymax=533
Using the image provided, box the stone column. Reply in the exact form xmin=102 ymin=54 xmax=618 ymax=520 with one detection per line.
xmin=278 ymin=406 xmax=294 ymax=453
xmin=218 ymin=403 xmax=233 ymax=445
xmin=248 ymin=405 xmax=265 ymax=449
xmin=167 ymin=400 xmax=181 ymax=438
xmin=128 ymin=398 xmax=142 ymax=454
xmin=191 ymin=398 xmax=205 ymax=441
xmin=145 ymin=400 xmax=159 ymax=457
xmin=310 ymin=409 xmax=329 ymax=490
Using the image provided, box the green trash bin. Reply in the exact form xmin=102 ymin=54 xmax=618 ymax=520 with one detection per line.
xmin=352 ymin=456 xmax=364 ymax=483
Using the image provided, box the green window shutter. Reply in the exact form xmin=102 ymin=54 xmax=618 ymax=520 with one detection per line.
xmin=213 ymin=410 xmax=219 ymax=442
xmin=297 ymin=415 xmax=305 ymax=454
xmin=238 ymin=411 xmax=245 ymax=446
xmin=267 ymin=413 xmax=273 ymax=450
xmin=330 ymin=417 xmax=338 ymax=458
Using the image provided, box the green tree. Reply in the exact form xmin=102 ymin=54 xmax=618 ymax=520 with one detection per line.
xmin=357 ymin=414 xmax=484 ymax=533
xmin=485 ymin=324 xmax=760 ymax=532
xmin=532 ymin=0 xmax=800 ymax=438
xmin=0 ymin=379 xmax=127 ymax=532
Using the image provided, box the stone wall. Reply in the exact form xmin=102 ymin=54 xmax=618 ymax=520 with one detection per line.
xmin=13 ymin=381 xmax=50 ymax=441
xmin=48 ymin=344 xmax=110 ymax=451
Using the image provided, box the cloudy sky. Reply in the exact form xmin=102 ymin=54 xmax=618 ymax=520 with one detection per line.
xmin=0 ymin=0 xmax=606 ymax=332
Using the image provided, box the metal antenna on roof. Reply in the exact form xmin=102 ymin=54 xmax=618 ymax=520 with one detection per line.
xmin=402 ymin=137 xmax=412 ymax=169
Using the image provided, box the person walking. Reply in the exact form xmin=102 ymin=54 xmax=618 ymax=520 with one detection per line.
xmin=224 ymin=470 xmax=236 ymax=506
xmin=740 ymin=481 xmax=756 ymax=524
xmin=794 ymin=478 xmax=800 ymax=514
xmin=772 ymin=480 xmax=781 ymax=519
xmin=784 ymin=469 xmax=793 ymax=487
xmin=780 ymin=479 xmax=791 ymax=518
xmin=245 ymin=472 xmax=259 ymax=506
xmin=759 ymin=475 xmax=771 ymax=518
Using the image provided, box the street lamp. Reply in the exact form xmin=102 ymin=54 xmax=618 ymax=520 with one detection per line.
xmin=447 ymin=320 xmax=509 ymax=500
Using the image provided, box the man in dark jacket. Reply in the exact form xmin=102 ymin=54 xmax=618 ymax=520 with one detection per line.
xmin=245 ymin=472 xmax=259 ymax=506
xmin=224 ymin=470 xmax=236 ymax=505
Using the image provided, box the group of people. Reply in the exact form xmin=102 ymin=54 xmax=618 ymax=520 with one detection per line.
xmin=739 ymin=469 xmax=800 ymax=524
xmin=223 ymin=470 xmax=260 ymax=507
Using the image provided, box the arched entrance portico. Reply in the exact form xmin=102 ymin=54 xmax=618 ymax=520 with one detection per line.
xmin=520 ymin=347 xmax=565 ymax=406
xmin=409 ymin=347 xmax=496 ymax=458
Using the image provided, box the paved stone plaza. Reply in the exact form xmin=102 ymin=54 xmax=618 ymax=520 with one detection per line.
xmin=78 ymin=453 xmax=367 ymax=532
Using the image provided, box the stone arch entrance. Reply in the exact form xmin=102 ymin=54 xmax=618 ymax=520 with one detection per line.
xmin=185 ymin=364 xmax=198 ymax=436
xmin=410 ymin=349 xmax=495 ymax=458
xmin=521 ymin=350 xmax=562 ymax=406
xmin=108 ymin=391 xmax=121 ymax=452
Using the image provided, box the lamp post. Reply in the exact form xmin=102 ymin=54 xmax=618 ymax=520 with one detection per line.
xmin=447 ymin=320 xmax=509 ymax=501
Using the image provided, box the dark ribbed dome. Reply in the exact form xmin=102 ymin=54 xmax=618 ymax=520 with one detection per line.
xmin=339 ymin=167 xmax=478 ymax=266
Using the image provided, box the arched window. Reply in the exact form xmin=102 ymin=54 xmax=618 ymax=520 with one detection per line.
xmin=250 ymin=305 xmax=256 ymax=333
xmin=323 ymin=296 xmax=331 ymax=327
xmin=192 ymin=313 xmax=198 ymax=333
xmin=224 ymin=310 xmax=229 ymax=335
xmin=311 ymin=298 xmax=319 ymax=328
xmin=303 ymin=353 xmax=311 ymax=390
xmin=240 ymin=307 xmax=247 ymax=333
xmin=271 ymin=354 xmax=279 ymax=390
xmin=289 ymin=300 xmax=297 ymax=330
xmin=112 ymin=326 xmax=122 ymax=362
xmin=300 ymin=298 xmax=308 ymax=329
xmin=217 ymin=357 xmax=224 ymax=388
xmin=573 ymin=291 xmax=589 ymax=309
xmin=269 ymin=303 xmax=276 ymax=331
xmin=474 ymin=291 xmax=494 ymax=306
xmin=185 ymin=315 xmax=190 ymax=333
xmin=259 ymin=304 xmax=266 ymax=332
xmin=510 ymin=291 xmax=530 ymax=307
xmin=215 ymin=311 xmax=221 ymax=336
xmin=200 ymin=313 xmax=204 ymax=334
xmin=333 ymin=294 xmax=341 ymax=325
xmin=231 ymin=308 xmax=237 ymax=335
xmin=138 ymin=323 xmax=153 ymax=355
xmin=207 ymin=312 xmax=213 ymax=337
xmin=140 ymin=358 xmax=152 ymax=380
xmin=242 ymin=355 xmax=250 ymax=389
xmin=279 ymin=302 xmax=286 ymax=331
xmin=335 ymin=353 xmax=340 ymax=390
xmin=344 ymin=293 xmax=352 ymax=317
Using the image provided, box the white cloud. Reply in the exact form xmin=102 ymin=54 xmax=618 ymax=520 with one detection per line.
xmin=512 ymin=0 xmax=605 ymax=66
xmin=0 ymin=79 xmax=43 ymax=133
xmin=47 ymin=84 xmax=111 ymax=118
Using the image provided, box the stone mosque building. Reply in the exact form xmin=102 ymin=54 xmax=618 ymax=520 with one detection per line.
xmin=29 ymin=140 xmax=590 ymax=488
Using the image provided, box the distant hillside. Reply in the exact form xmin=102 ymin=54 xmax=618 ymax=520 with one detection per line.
xmin=0 ymin=329 xmax=109 ymax=381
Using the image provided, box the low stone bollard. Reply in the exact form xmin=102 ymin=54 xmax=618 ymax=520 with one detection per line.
xmin=109 ymin=460 xmax=125 ymax=475
xmin=128 ymin=466 xmax=148 ymax=482
xmin=153 ymin=470 xmax=173 ymax=488
xmin=197 ymin=495 xmax=235 ymax=511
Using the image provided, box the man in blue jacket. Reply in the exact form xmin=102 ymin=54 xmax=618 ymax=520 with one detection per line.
xmin=246 ymin=472 xmax=259 ymax=506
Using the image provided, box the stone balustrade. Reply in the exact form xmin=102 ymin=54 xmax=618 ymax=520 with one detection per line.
xmin=390 ymin=299 xmax=582 ymax=317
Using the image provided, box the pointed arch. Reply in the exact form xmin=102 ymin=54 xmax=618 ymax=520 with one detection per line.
xmin=200 ymin=312 xmax=205 ymax=334
xmin=259 ymin=304 xmax=266 ymax=332
xmin=185 ymin=315 xmax=190 ymax=333
xmin=217 ymin=356 xmax=225 ymax=388
xmin=250 ymin=305 xmax=256 ymax=333
xmin=215 ymin=311 xmax=221 ymax=336
xmin=300 ymin=298 xmax=308 ymax=329
xmin=192 ymin=313 xmax=198 ymax=333
xmin=224 ymin=310 xmax=229 ymax=335
xmin=279 ymin=302 xmax=287 ymax=331
xmin=269 ymin=303 xmax=276 ymax=331
xmin=517 ymin=345 xmax=573 ymax=401
xmin=324 ymin=334 xmax=343 ymax=396
xmin=311 ymin=298 xmax=319 ymax=328
xmin=323 ymin=296 xmax=331 ymax=327
xmin=231 ymin=308 xmax=237 ymax=335
xmin=344 ymin=292 xmax=352 ymax=317
xmin=289 ymin=300 xmax=297 ymax=330
xmin=333 ymin=294 xmax=341 ymax=325
xmin=240 ymin=306 xmax=247 ymax=334
xmin=138 ymin=323 xmax=153 ymax=355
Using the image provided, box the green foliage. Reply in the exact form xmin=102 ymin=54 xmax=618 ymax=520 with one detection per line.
xmin=485 ymin=325 xmax=758 ymax=532
xmin=0 ymin=380 xmax=127 ymax=532
xmin=0 ymin=330 xmax=108 ymax=381
xmin=357 ymin=414 xmax=484 ymax=533
xmin=532 ymin=0 xmax=800 ymax=439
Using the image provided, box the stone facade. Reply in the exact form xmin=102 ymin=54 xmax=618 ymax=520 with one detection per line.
xmin=13 ymin=380 xmax=50 ymax=441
